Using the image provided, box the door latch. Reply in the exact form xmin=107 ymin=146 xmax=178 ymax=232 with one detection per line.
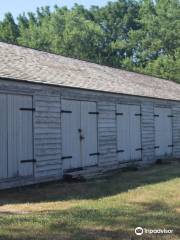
xmin=80 ymin=134 xmax=85 ymax=141
xmin=78 ymin=129 xmax=85 ymax=140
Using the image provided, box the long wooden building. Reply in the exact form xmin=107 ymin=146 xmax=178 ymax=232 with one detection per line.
xmin=0 ymin=42 xmax=180 ymax=189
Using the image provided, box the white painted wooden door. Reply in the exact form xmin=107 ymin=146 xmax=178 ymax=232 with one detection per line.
xmin=117 ymin=104 xmax=142 ymax=162
xmin=62 ymin=99 xmax=98 ymax=170
xmin=0 ymin=94 xmax=8 ymax=179
xmin=117 ymin=104 xmax=131 ymax=162
xmin=8 ymin=95 xmax=19 ymax=177
xmin=155 ymin=107 xmax=173 ymax=157
xmin=18 ymin=96 xmax=34 ymax=176
xmin=0 ymin=94 xmax=34 ymax=179
xmin=81 ymin=101 xmax=98 ymax=167
xmin=8 ymin=95 xmax=34 ymax=177
xmin=129 ymin=105 xmax=142 ymax=160
xmin=62 ymin=100 xmax=81 ymax=170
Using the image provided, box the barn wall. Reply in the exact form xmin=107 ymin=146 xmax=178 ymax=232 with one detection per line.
xmin=97 ymin=102 xmax=117 ymax=167
xmin=0 ymin=79 xmax=180 ymax=189
xmin=33 ymin=95 xmax=62 ymax=178
xmin=141 ymin=103 xmax=155 ymax=163
xmin=172 ymin=106 xmax=180 ymax=157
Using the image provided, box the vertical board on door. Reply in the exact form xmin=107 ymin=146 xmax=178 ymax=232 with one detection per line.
xmin=129 ymin=105 xmax=141 ymax=160
xmin=18 ymin=95 xmax=34 ymax=177
xmin=154 ymin=107 xmax=173 ymax=157
xmin=116 ymin=104 xmax=131 ymax=162
xmin=0 ymin=94 xmax=8 ymax=179
xmin=117 ymin=104 xmax=142 ymax=163
xmin=8 ymin=95 xmax=20 ymax=178
xmin=81 ymin=101 xmax=98 ymax=167
xmin=61 ymin=99 xmax=81 ymax=170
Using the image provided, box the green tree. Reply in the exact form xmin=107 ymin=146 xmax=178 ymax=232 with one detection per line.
xmin=91 ymin=0 xmax=140 ymax=66
xmin=58 ymin=8 xmax=104 ymax=61
xmin=127 ymin=0 xmax=180 ymax=80
xmin=45 ymin=5 xmax=104 ymax=62
xmin=18 ymin=9 xmax=52 ymax=51
xmin=0 ymin=13 xmax=19 ymax=43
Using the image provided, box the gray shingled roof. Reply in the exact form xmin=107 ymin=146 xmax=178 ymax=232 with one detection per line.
xmin=0 ymin=41 xmax=180 ymax=101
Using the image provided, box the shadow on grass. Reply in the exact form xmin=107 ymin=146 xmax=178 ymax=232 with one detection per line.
xmin=0 ymin=200 xmax=179 ymax=240
xmin=0 ymin=161 xmax=179 ymax=205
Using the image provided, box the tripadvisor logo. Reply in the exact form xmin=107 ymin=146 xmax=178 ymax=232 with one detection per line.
xmin=135 ymin=227 xmax=143 ymax=236
xmin=135 ymin=227 xmax=173 ymax=236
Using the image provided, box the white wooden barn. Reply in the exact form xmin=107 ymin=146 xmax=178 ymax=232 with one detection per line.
xmin=0 ymin=42 xmax=180 ymax=189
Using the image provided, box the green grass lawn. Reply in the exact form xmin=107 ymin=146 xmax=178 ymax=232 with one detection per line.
xmin=0 ymin=161 xmax=180 ymax=240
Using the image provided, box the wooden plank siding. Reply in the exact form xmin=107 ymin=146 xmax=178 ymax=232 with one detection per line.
xmin=33 ymin=95 xmax=62 ymax=178
xmin=172 ymin=106 xmax=180 ymax=157
xmin=141 ymin=103 xmax=155 ymax=163
xmin=97 ymin=102 xmax=117 ymax=167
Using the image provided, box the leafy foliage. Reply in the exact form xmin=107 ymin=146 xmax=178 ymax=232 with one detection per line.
xmin=0 ymin=13 xmax=19 ymax=43
xmin=0 ymin=0 xmax=179 ymax=81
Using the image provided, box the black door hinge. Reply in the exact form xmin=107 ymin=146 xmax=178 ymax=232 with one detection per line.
xmin=88 ymin=112 xmax=99 ymax=115
xmin=20 ymin=108 xmax=35 ymax=111
xmin=154 ymin=146 xmax=160 ymax=149
xmin=61 ymin=110 xmax=72 ymax=113
xmin=136 ymin=148 xmax=143 ymax=151
xmin=21 ymin=159 xmax=36 ymax=163
xmin=61 ymin=156 xmax=72 ymax=160
xmin=135 ymin=113 xmax=142 ymax=116
xmin=154 ymin=114 xmax=159 ymax=117
xmin=89 ymin=152 xmax=100 ymax=156
xmin=116 ymin=112 xmax=123 ymax=116
xmin=117 ymin=150 xmax=124 ymax=153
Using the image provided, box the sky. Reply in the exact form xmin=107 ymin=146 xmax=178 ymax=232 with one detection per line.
xmin=0 ymin=0 xmax=113 ymax=21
